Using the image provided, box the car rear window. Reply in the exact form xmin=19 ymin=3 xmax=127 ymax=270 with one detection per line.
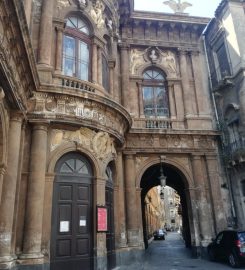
xmin=238 ymin=232 xmax=245 ymax=242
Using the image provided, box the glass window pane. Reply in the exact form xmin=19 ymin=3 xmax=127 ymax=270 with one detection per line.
xmin=143 ymin=87 xmax=154 ymax=116
xmin=67 ymin=17 xmax=77 ymax=28
xmin=63 ymin=58 xmax=75 ymax=76
xmin=79 ymin=41 xmax=89 ymax=62
xmin=155 ymin=87 xmax=169 ymax=117
xmin=76 ymin=159 xmax=89 ymax=174
xmin=60 ymin=160 xmax=75 ymax=173
xmin=78 ymin=41 xmax=89 ymax=80
xmin=78 ymin=62 xmax=89 ymax=80
xmin=64 ymin=36 xmax=75 ymax=57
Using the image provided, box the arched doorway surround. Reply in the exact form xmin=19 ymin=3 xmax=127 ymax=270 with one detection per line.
xmin=136 ymin=157 xmax=199 ymax=251
xmin=51 ymin=151 xmax=94 ymax=270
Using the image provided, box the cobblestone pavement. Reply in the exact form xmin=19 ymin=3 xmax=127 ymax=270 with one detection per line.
xmin=118 ymin=232 xmax=245 ymax=270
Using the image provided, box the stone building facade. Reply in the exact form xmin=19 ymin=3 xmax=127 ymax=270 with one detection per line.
xmin=204 ymin=0 xmax=245 ymax=230
xmin=0 ymin=0 xmax=232 ymax=269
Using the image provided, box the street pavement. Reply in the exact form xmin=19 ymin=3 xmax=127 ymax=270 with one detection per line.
xmin=118 ymin=232 xmax=245 ymax=270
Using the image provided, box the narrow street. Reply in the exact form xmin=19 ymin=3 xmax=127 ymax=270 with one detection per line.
xmin=118 ymin=232 xmax=245 ymax=270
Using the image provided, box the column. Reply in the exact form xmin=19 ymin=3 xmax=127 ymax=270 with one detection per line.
xmin=0 ymin=113 xmax=23 ymax=267
xmin=21 ymin=124 xmax=48 ymax=258
xmin=55 ymin=25 xmax=64 ymax=73
xmin=124 ymin=154 xmax=138 ymax=247
xmin=97 ymin=47 xmax=102 ymax=85
xmin=38 ymin=0 xmax=54 ymax=66
xmin=0 ymin=164 xmax=6 ymax=202
xmin=205 ymin=155 xmax=227 ymax=233
xmin=168 ymin=83 xmax=176 ymax=119
xmin=191 ymin=155 xmax=213 ymax=246
xmin=92 ymin=43 xmax=98 ymax=83
xmin=191 ymin=51 xmax=209 ymax=116
xmin=112 ymin=40 xmax=120 ymax=102
xmin=178 ymin=50 xmax=193 ymax=117
xmin=120 ymin=45 xmax=130 ymax=108
xmin=24 ymin=0 xmax=32 ymax=28
xmin=114 ymin=152 xmax=127 ymax=247
xmin=108 ymin=60 xmax=115 ymax=97
xmin=137 ymin=82 xmax=144 ymax=117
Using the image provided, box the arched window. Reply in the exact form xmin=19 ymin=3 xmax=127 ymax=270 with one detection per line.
xmin=63 ymin=16 xmax=90 ymax=81
xmin=142 ymin=68 xmax=169 ymax=117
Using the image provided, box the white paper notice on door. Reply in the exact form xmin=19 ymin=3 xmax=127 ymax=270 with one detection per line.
xmin=80 ymin=216 xmax=86 ymax=226
xmin=60 ymin=221 xmax=69 ymax=232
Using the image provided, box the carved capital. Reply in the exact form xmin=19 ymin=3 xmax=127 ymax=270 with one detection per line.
xmin=10 ymin=111 xmax=24 ymax=123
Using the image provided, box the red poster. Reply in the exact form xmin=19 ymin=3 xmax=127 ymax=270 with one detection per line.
xmin=97 ymin=206 xmax=108 ymax=232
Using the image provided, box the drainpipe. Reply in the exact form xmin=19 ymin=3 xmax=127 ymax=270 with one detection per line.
xmin=202 ymin=28 xmax=237 ymax=228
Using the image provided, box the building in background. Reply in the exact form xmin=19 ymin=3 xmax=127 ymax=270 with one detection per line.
xmin=163 ymin=187 xmax=182 ymax=232
xmin=204 ymin=0 xmax=245 ymax=229
xmin=0 ymin=0 xmax=236 ymax=269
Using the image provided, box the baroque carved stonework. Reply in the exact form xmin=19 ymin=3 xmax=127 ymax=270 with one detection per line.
xmin=130 ymin=47 xmax=177 ymax=76
xmin=126 ymin=134 xmax=215 ymax=151
xmin=28 ymin=92 xmax=131 ymax=144
xmin=51 ymin=127 xmax=117 ymax=161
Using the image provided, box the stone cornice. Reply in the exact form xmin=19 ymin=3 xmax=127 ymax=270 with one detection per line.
xmin=130 ymin=11 xmax=210 ymax=26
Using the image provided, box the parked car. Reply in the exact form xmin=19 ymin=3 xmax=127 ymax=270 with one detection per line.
xmin=207 ymin=230 xmax=245 ymax=268
xmin=153 ymin=229 xmax=165 ymax=240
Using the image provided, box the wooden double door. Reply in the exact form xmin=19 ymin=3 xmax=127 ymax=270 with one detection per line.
xmin=51 ymin=153 xmax=93 ymax=270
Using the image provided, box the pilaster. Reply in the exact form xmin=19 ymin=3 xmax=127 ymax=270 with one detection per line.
xmin=178 ymin=49 xmax=194 ymax=117
xmin=114 ymin=152 xmax=127 ymax=248
xmin=191 ymin=155 xmax=213 ymax=247
xmin=205 ymin=154 xmax=227 ymax=233
xmin=124 ymin=154 xmax=139 ymax=247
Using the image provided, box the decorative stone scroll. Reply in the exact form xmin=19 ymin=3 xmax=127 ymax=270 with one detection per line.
xmin=130 ymin=47 xmax=177 ymax=76
xmin=51 ymin=128 xmax=117 ymax=160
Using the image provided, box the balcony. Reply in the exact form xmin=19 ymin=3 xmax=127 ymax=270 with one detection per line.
xmin=133 ymin=118 xmax=173 ymax=130
xmin=223 ymin=139 xmax=245 ymax=164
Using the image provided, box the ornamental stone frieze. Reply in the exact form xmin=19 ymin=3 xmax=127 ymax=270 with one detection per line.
xmin=28 ymin=92 xmax=132 ymax=144
xmin=130 ymin=47 xmax=177 ymax=77
xmin=126 ymin=134 xmax=215 ymax=151
xmin=51 ymin=127 xmax=117 ymax=161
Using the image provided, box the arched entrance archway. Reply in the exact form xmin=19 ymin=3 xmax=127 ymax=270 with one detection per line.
xmin=51 ymin=152 xmax=94 ymax=270
xmin=140 ymin=162 xmax=192 ymax=250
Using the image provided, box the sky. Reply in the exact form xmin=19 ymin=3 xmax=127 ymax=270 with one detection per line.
xmin=134 ymin=0 xmax=222 ymax=18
